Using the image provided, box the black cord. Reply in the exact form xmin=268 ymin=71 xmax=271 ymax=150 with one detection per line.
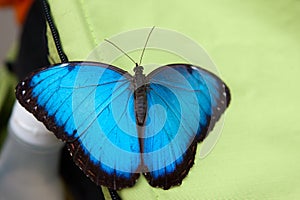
xmin=108 ymin=189 xmax=122 ymax=200
xmin=41 ymin=0 xmax=68 ymax=63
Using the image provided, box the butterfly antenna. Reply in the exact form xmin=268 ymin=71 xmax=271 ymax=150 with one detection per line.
xmin=104 ymin=39 xmax=137 ymax=66
xmin=138 ymin=26 xmax=155 ymax=66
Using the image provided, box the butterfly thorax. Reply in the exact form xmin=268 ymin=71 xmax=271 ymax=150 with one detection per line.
xmin=133 ymin=65 xmax=148 ymax=126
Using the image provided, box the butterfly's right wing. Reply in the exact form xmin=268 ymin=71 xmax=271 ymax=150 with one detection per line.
xmin=16 ymin=62 xmax=141 ymax=189
xmin=142 ymin=64 xmax=230 ymax=189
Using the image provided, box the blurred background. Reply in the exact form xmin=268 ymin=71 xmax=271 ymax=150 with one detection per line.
xmin=0 ymin=8 xmax=18 ymax=64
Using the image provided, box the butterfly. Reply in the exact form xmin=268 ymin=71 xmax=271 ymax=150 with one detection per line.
xmin=15 ymin=60 xmax=230 ymax=190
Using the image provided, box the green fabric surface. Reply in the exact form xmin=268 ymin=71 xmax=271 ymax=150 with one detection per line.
xmin=46 ymin=0 xmax=300 ymax=199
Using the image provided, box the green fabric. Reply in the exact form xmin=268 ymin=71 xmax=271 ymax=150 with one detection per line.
xmin=46 ymin=0 xmax=300 ymax=199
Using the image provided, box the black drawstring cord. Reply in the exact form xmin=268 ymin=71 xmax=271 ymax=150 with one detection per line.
xmin=108 ymin=189 xmax=122 ymax=200
xmin=41 ymin=0 xmax=68 ymax=63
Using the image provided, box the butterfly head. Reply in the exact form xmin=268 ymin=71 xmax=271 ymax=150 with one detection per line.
xmin=133 ymin=64 xmax=144 ymax=75
xmin=133 ymin=64 xmax=147 ymax=90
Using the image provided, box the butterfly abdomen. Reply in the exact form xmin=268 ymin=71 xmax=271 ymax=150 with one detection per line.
xmin=134 ymin=85 xmax=148 ymax=126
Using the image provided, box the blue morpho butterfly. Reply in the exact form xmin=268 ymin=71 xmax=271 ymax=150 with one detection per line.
xmin=15 ymin=32 xmax=230 ymax=190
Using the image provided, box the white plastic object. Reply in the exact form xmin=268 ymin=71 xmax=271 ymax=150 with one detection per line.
xmin=0 ymin=101 xmax=64 ymax=200
xmin=9 ymin=100 xmax=62 ymax=147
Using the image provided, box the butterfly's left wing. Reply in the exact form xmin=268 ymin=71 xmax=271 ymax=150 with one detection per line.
xmin=142 ymin=64 xmax=230 ymax=189
xmin=16 ymin=62 xmax=141 ymax=189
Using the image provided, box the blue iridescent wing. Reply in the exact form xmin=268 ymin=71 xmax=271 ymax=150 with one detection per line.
xmin=142 ymin=64 xmax=230 ymax=189
xmin=16 ymin=61 xmax=141 ymax=189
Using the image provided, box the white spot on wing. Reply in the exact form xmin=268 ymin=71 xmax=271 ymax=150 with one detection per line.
xmin=191 ymin=66 xmax=198 ymax=70
xmin=60 ymin=63 xmax=69 ymax=67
